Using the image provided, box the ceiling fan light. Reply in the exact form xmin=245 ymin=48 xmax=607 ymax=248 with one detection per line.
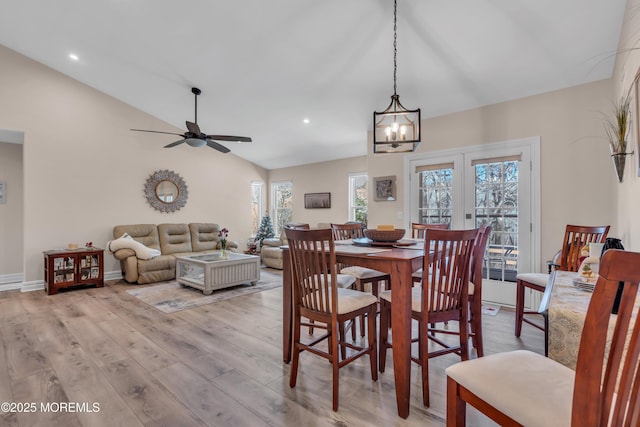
xmin=185 ymin=138 xmax=206 ymax=148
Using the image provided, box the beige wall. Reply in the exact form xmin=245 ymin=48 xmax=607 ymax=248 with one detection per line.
xmin=269 ymin=79 xmax=616 ymax=274
xmin=268 ymin=156 xmax=368 ymax=227
xmin=0 ymin=142 xmax=23 ymax=277
xmin=0 ymin=45 xmax=268 ymax=282
xmin=367 ymin=79 xmax=617 ymax=271
xmin=612 ymin=0 xmax=640 ymax=251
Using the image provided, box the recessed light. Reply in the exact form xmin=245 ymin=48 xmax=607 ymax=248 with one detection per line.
xmin=303 ymin=118 xmax=310 ymax=124
xmin=68 ymin=53 xmax=79 ymax=61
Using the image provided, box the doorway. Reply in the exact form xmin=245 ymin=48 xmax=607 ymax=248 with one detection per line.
xmin=406 ymin=137 xmax=540 ymax=306
xmin=0 ymin=128 xmax=25 ymax=287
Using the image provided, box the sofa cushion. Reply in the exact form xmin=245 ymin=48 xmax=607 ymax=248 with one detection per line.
xmin=137 ymin=254 xmax=176 ymax=274
xmin=113 ymin=224 xmax=161 ymax=250
xmin=158 ymin=223 xmax=192 ymax=255
xmin=262 ymin=237 xmax=283 ymax=248
xmin=189 ymin=223 xmax=220 ymax=252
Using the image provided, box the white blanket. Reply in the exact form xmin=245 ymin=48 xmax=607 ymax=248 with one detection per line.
xmin=107 ymin=233 xmax=161 ymax=260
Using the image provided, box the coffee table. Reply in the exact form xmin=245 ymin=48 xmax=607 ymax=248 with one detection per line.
xmin=175 ymin=252 xmax=260 ymax=295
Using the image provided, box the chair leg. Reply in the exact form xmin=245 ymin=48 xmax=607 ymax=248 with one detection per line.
xmin=471 ymin=314 xmax=484 ymax=358
xmin=331 ymin=322 xmax=340 ymax=411
xmin=338 ymin=322 xmax=346 ymax=360
xmin=446 ymin=376 xmax=466 ymax=427
xmin=420 ymin=316 xmax=430 ymax=407
xmin=378 ymin=299 xmax=390 ymax=372
xmin=515 ymin=279 xmax=525 ymax=337
xmin=470 ymin=297 xmax=484 ymax=357
xmin=290 ymin=315 xmax=301 ymax=388
xmin=308 ymin=319 xmax=315 ymax=335
xmin=460 ymin=313 xmax=469 ymax=362
xmin=368 ymin=304 xmax=378 ymax=382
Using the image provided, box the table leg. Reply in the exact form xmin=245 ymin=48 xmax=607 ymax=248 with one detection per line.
xmin=391 ymin=260 xmax=412 ymax=418
xmin=283 ymin=247 xmax=292 ymax=363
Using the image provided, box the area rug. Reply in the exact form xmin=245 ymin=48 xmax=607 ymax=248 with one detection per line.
xmin=481 ymin=304 xmax=501 ymax=316
xmin=126 ymin=269 xmax=282 ymax=313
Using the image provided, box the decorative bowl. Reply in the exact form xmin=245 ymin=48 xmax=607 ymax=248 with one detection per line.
xmin=364 ymin=228 xmax=405 ymax=242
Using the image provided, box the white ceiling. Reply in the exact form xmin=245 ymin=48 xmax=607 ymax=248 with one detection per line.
xmin=0 ymin=0 xmax=627 ymax=169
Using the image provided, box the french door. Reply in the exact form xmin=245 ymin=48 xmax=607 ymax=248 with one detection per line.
xmin=407 ymin=138 xmax=540 ymax=306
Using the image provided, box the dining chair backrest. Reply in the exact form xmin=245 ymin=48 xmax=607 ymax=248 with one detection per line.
xmin=559 ymin=225 xmax=610 ymax=272
xmin=330 ymin=223 xmax=365 ymax=240
xmin=285 ymin=227 xmax=338 ymax=319
xmin=470 ymin=225 xmax=491 ymax=286
xmin=411 ymin=222 xmax=450 ymax=239
xmin=421 ymin=228 xmax=477 ymax=320
xmin=571 ymin=249 xmax=640 ymax=426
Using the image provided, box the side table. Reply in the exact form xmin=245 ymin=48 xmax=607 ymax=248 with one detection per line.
xmin=43 ymin=247 xmax=104 ymax=295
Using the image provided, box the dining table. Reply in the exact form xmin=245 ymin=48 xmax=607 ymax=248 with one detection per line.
xmin=282 ymin=240 xmax=424 ymax=419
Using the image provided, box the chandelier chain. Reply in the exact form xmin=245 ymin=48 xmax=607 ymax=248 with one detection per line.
xmin=393 ymin=0 xmax=398 ymax=96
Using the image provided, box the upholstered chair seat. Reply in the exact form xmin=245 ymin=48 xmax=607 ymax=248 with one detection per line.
xmin=446 ymin=350 xmax=574 ymax=427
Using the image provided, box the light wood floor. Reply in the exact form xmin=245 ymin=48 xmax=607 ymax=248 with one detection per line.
xmin=0 ymin=271 xmax=544 ymax=427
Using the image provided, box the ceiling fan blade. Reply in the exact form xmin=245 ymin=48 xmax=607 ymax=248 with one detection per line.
xmin=131 ymin=129 xmax=185 ymax=137
xmin=206 ymin=139 xmax=231 ymax=153
xmin=207 ymin=134 xmax=252 ymax=143
xmin=186 ymin=121 xmax=201 ymax=135
xmin=164 ymin=139 xmax=186 ymax=148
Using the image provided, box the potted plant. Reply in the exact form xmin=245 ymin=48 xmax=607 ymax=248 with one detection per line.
xmin=604 ymin=94 xmax=633 ymax=183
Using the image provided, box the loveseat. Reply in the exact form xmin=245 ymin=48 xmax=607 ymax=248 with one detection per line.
xmin=261 ymin=223 xmax=315 ymax=269
xmin=110 ymin=223 xmax=237 ymax=284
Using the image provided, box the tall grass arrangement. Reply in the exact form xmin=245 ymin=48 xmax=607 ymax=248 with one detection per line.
xmin=604 ymin=94 xmax=631 ymax=154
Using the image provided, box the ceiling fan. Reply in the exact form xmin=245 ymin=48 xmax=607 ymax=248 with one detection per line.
xmin=131 ymin=87 xmax=252 ymax=154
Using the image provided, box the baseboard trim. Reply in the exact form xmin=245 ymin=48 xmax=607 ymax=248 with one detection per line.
xmin=21 ymin=281 xmax=44 ymax=292
xmin=0 ymin=272 xmax=23 ymax=285
xmin=104 ymin=270 xmax=123 ymax=281
xmin=0 ymin=270 xmax=122 ymax=293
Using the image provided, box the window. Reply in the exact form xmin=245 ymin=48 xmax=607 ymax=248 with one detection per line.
xmin=271 ymin=181 xmax=293 ymax=235
xmin=416 ymin=163 xmax=454 ymax=225
xmin=473 ymin=156 xmax=520 ymax=283
xmin=250 ymin=182 xmax=264 ymax=235
xmin=348 ymin=173 xmax=368 ymax=226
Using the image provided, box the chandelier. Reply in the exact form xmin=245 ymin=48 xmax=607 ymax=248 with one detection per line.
xmin=373 ymin=0 xmax=421 ymax=153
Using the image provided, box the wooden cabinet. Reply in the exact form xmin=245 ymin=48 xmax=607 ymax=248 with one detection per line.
xmin=43 ymin=248 xmax=104 ymax=295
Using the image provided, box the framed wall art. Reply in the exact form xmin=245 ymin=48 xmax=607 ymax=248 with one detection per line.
xmin=304 ymin=192 xmax=331 ymax=209
xmin=0 ymin=182 xmax=5 ymax=204
xmin=373 ymin=175 xmax=396 ymax=201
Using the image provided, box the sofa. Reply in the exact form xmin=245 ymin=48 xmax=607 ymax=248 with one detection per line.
xmin=260 ymin=223 xmax=314 ymax=269
xmin=110 ymin=223 xmax=237 ymax=284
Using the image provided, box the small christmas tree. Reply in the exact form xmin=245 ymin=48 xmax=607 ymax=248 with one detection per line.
xmin=255 ymin=214 xmax=275 ymax=247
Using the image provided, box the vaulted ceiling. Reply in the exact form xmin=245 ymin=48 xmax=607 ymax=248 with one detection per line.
xmin=0 ymin=0 xmax=627 ymax=169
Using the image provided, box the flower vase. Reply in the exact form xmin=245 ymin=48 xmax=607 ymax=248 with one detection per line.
xmin=611 ymin=152 xmax=627 ymax=183
xmin=221 ymin=241 xmax=228 ymax=258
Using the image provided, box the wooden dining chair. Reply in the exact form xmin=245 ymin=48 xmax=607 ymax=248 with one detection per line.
xmin=285 ymin=227 xmax=378 ymax=411
xmin=331 ymin=222 xmax=390 ymax=337
xmin=411 ymin=222 xmax=450 ymax=239
xmin=515 ymin=224 xmax=609 ymax=342
xmin=411 ymin=222 xmax=450 ymax=284
xmin=378 ymin=228 xmax=478 ymax=407
xmin=447 ymin=249 xmax=640 ymax=426
xmin=467 ymin=225 xmax=491 ymax=358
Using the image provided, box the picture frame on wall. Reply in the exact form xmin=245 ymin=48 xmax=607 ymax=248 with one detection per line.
xmin=373 ymin=175 xmax=396 ymax=201
xmin=0 ymin=182 xmax=5 ymax=204
xmin=304 ymin=192 xmax=331 ymax=209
